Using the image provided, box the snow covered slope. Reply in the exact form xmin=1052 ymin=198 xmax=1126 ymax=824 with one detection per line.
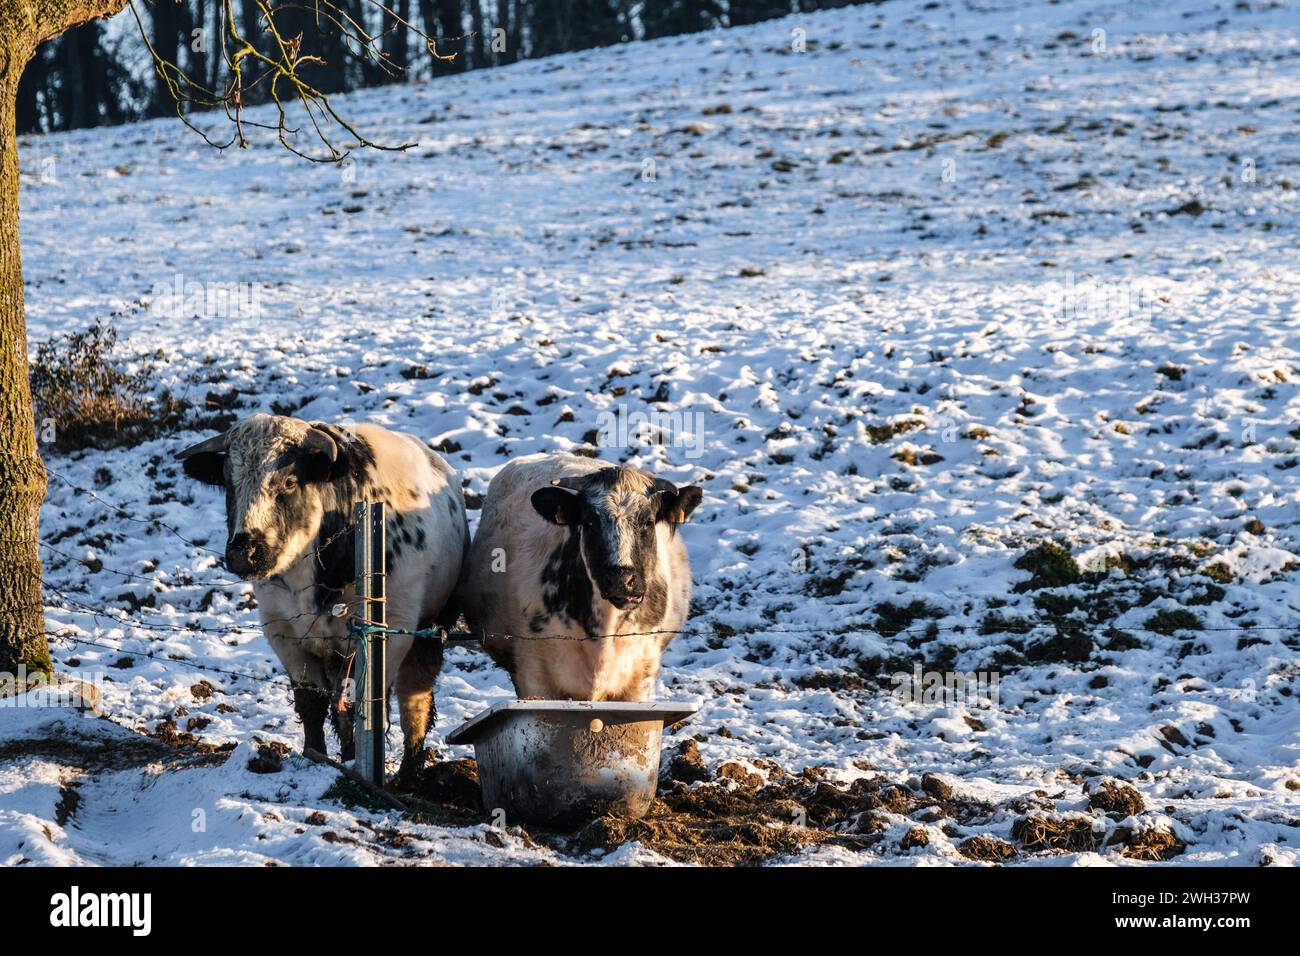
xmin=7 ymin=0 xmax=1300 ymax=865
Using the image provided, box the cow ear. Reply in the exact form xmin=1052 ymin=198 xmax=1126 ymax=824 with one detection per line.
xmin=653 ymin=480 xmax=702 ymax=527
xmin=176 ymin=432 xmax=228 ymax=487
xmin=299 ymin=426 xmax=341 ymax=484
xmin=531 ymin=488 xmax=581 ymax=526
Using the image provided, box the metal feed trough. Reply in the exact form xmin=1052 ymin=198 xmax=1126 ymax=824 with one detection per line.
xmin=446 ymin=699 xmax=700 ymax=827
xmin=350 ymin=500 xmax=698 ymax=823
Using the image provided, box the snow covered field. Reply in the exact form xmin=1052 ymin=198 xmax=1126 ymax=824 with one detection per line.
xmin=5 ymin=0 xmax=1299 ymax=865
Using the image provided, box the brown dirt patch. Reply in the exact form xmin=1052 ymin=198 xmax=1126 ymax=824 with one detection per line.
xmin=148 ymin=717 xmax=234 ymax=756
xmin=567 ymin=781 xmax=879 ymax=866
xmin=55 ymin=782 xmax=82 ymax=826
xmin=958 ymin=834 xmax=1017 ymax=862
xmin=716 ymin=761 xmax=763 ymax=791
xmin=554 ymin=759 xmax=996 ymax=865
xmin=921 ymin=773 xmax=956 ymax=801
xmin=1111 ymin=826 xmax=1186 ymax=861
xmin=247 ymin=740 xmax=290 ymax=774
xmin=666 ymin=739 xmax=711 ymax=783
xmin=869 ymin=783 xmax=916 ymax=815
xmin=0 ymin=734 xmax=169 ymax=771
xmin=1086 ymin=778 xmax=1146 ymax=816
xmin=1011 ymin=814 xmax=1102 ymax=853
xmin=395 ymin=743 xmax=1020 ymax=866
xmin=401 ymin=756 xmax=485 ymax=826
xmin=0 ymin=720 xmax=228 ymax=772
xmin=901 ymin=826 xmax=930 ymax=850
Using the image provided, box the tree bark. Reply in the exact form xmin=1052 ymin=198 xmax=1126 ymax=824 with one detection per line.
xmin=3 ymin=1 xmax=128 ymax=49
xmin=0 ymin=0 xmax=127 ymax=677
xmin=0 ymin=35 xmax=48 ymax=676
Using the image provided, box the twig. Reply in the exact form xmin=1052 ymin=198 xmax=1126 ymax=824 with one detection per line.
xmin=127 ymin=0 xmax=430 ymax=162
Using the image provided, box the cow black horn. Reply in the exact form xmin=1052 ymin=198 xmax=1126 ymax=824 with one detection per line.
xmin=302 ymin=427 xmax=338 ymax=463
xmin=648 ymin=477 xmax=679 ymax=497
xmin=550 ymin=476 xmax=583 ymax=491
xmin=176 ymin=432 xmax=228 ymax=461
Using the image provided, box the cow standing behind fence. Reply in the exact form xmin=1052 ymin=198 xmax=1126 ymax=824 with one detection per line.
xmin=462 ymin=452 xmax=702 ymax=702
xmin=176 ymin=414 xmax=469 ymax=784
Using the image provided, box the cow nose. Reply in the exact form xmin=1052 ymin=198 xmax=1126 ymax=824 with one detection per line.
xmin=614 ymin=568 xmax=642 ymax=598
xmin=226 ymin=533 xmax=260 ymax=575
xmin=600 ymin=567 xmax=643 ymax=608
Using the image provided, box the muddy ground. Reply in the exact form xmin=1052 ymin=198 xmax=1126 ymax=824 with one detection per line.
xmin=3 ymin=716 xmax=1188 ymax=866
xmin=392 ymin=737 xmax=1184 ymax=866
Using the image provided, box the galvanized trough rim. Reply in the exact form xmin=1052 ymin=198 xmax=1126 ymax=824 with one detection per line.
xmin=445 ymin=698 xmax=702 ymax=746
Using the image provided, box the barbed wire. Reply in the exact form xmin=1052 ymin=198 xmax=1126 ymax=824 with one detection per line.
xmin=38 ymin=468 xmax=696 ymax=644
xmin=42 ymin=571 xmax=1300 ymax=649
xmin=39 ymin=539 xmax=246 ymax=590
xmin=42 ymin=582 xmax=355 ymax=639
xmin=48 ymin=630 xmax=288 ymax=688
xmin=42 ymin=567 xmax=1300 ymax=702
xmin=40 ymin=535 xmax=348 ymax=608
xmin=44 ymin=462 xmax=359 ymax=589
xmin=22 ymin=457 xmax=1300 ymax=670
xmin=42 ymin=603 xmax=1300 ymax=706
xmin=44 ymin=464 xmax=227 ymax=558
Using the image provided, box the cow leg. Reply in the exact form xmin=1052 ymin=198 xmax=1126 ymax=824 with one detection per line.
xmin=393 ymin=637 xmax=444 ymax=790
xmin=293 ymin=685 xmax=330 ymax=757
xmin=331 ymin=699 xmax=355 ymax=762
xmin=325 ymin=653 xmax=356 ymax=762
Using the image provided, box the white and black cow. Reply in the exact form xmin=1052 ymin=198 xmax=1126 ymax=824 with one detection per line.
xmin=461 ymin=452 xmax=702 ymax=701
xmin=176 ymin=413 xmax=469 ymax=783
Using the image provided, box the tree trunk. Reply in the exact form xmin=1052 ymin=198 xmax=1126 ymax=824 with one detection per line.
xmin=209 ymin=0 xmax=223 ymax=91
xmin=59 ymin=27 xmax=89 ymax=129
xmin=493 ymin=0 xmax=509 ymax=64
xmin=0 ymin=0 xmax=129 ymax=677
xmin=240 ymin=0 xmax=263 ymax=102
xmin=148 ymin=0 xmax=181 ymax=117
xmin=468 ymin=0 xmax=484 ymax=69
xmin=0 ymin=47 xmax=49 ymax=677
xmin=182 ymin=0 xmax=206 ymax=101
xmin=436 ymin=0 xmax=464 ymax=71
xmin=379 ymin=0 xmax=410 ymax=79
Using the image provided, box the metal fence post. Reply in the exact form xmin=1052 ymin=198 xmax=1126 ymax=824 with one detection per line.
xmin=354 ymin=501 xmax=387 ymax=786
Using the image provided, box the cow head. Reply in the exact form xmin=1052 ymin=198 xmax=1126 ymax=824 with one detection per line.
xmin=530 ymin=467 xmax=702 ymax=610
xmin=175 ymin=414 xmax=362 ymax=580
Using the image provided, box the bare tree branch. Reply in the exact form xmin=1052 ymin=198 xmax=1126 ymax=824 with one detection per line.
xmin=128 ymin=0 xmax=465 ymax=162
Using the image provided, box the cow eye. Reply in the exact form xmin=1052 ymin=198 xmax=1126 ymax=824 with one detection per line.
xmin=282 ymin=476 xmax=298 ymax=494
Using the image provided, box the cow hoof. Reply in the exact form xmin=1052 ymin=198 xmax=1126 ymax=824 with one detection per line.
xmin=392 ymin=750 xmax=429 ymax=792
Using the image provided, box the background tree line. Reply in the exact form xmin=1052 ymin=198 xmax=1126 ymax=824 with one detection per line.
xmin=16 ymin=0 xmax=861 ymax=135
